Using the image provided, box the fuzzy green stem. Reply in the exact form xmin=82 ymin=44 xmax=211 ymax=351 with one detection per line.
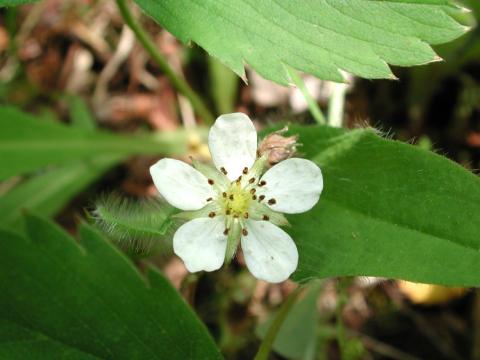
xmin=254 ymin=285 xmax=305 ymax=360
xmin=116 ymin=0 xmax=215 ymax=125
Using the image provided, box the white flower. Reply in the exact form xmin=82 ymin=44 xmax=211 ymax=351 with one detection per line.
xmin=150 ymin=113 xmax=323 ymax=283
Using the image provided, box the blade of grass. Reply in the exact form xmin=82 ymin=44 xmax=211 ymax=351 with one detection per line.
xmin=286 ymin=66 xmax=326 ymax=125
xmin=254 ymin=285 xmax=305 ymax=360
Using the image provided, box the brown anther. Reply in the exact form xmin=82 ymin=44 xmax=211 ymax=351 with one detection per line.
xmin=229 ymin=194 xmax=234 ymax=200
xmin=223 ymin=228 xmax=230 ymax=235
xmin=208 ymin=211 xmax=216 ymax=218
xmin=268 ymin=198 xmax=276 ymax=205
xmin=242 ymin=167 xmax=248 ymax=175
xmin=220 ymin=167 xmax=227 ymax=175
xmin=226 ymin=209 xmax=231 ymax=215
xmin=259 ymin=180 xmax=267 ymax=186
xmin=262 ymin=215 xmax=270 ymax=221
xmin=252 ymin=195 xmax=257 ymax=200
xmin=222 ymin=192 xmax=227 ymax=198
xmin=259 ymin=195 xmax=265 ymax=201
xmin=233 ymin=214 xmax=239 ymax=218
xmin=256 ymin=149 xmax=261 ymax=157
xmin=243 ymin=212 xmax=249 ymax=219
xmin=242 ymin=228 xmax=248 ymax=236
xmin=208 ymin=179 xmax=214 ymax=185
xmin=206 ymin=197 xmax=213 ymax=202
xmin=248 ymin=177 xmax=255 ymax=184
xmin=250 ymin=188 xmax=256 ymax=194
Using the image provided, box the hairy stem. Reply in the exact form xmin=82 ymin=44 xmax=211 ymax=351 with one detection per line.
xmin=116 ymin=0 xmax=215 ymax=125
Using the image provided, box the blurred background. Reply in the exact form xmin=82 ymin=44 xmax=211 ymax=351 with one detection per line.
xmin=1 ymin=1 xmax=480 ymax=359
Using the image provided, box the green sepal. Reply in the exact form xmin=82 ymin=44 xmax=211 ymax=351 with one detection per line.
xmin=250 ymin=153 xmax=269 ymax=178
xmin=191 ymin=158 xmax=230 ymax=190
xmin=92 ymin=193 xmax=178 ymax=253
xmin=241 ymin=154 xmax=269 ymax=187
xmin=173 ymin=202 xmax=221 ymax=221
xmin=249 ymin=201 xmax=290 ymax=227
xmin=225 ymin=218 xmax=242 ymax=264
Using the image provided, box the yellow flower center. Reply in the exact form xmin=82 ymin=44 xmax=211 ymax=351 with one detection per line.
xmin=221 ymin=182 xmax=251 ymax=218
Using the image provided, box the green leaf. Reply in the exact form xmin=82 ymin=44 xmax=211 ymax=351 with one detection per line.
xmin=67 ymin=95 xmax=97 ymax=131
xmin=279 ymin=126 xmax=480 ymax=286
xmin=0 ymin=320 xmax=99 ymax=359
xmin=135 ymin=0 xmax=468 ymax=84
xmin=256 ymin=283 xmax=322 ymax=360
xmin=0 ymin=0 xmax=37 ymax=6
xmin=0 ymin=156 xmax=122 ymax=229
xmin=0 ymin=214 xmax=222 ymax=359
xmin=208 ymin=56 xmax=239 ymax=114
xmin=0 ymin=106 xmax=191 ymax=181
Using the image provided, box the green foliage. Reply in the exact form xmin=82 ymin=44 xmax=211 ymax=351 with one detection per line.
xmin=0 ymin=156 xmax=121 ymax=229
xmin=0 ymin=106 xmax=189 ymax=181
xmin=208 ymin=56 xmax=239 ymax=114
xmin=280 ymin=126 xmax=480 ymax=286
xmin=67 ymin=95 xmax=97 ymax=131
xmin=0 ymin=320 xmax=99 ymax=359
xmin=256 ymin=283 xmax=322 ymax=360
xmin=93 ymin=193 xmax=178 ymax=252
xmin=0 ymin=0 xmax=37 ymax=6
xmin=135 ymin=0 xmax=468 ymax=85
xmin=0 ymin=214 xmax=222 ymax=359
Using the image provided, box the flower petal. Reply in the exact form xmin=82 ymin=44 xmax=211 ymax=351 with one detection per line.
xmin=173 ymin=216 xmax=227 ymax=272
xmin=208 ymin=113 xmax=257 ymax=181
xmin=150 ymin=158 xmax=215 ymax=211
xmin=257 ymin=158 xmax=323 ymax=214
xmin=241 ymin=220 xmax=298 ymax=283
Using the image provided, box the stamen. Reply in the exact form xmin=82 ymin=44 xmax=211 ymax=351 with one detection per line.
xmin=252 ymin=195 xmax=257 ymax=200
xmin=208 ymin=211 xmax=216 ymax=218
xmin=223 ymin=228 xmax=230 ymax=235
xmin=259 ymin=180 xmax=267 ymax=186
xmin=242 ymin=228 xmax=248 ymax=236
xmin=226 ymin=209 xmax=231 ymax=215
xmin=256 ymin=149 xmax=261 ymax=158
xmin=233 ymin=214 xmax=239 ymax=218
xmin=206 ymin=197 xmax=213 ymax=202
xmin=237 ymin=176 xmax=242 ymax=182
xmin=243 ymin=212 xmax=249 ymax=219
xmin=248 ymin=177 xmax=255 ymax=184
xmin=268 ymin=198 xmax=276 ymax=205
xmin=242 ymin=167 xmax=248 ymax=175
xmin=223 ymin=192 xmax=227 ymax=198
xmin=259 ymin=195 xmax=265 ymax=201
xmin=262 ymin=215 xmax=270 ymax=221
xmin=208 ymin=179 xmax=215 ymax=185
xmin=250 ymin=188 xmax=256 ymax=194
xmin=220 ymin=167 xmax=228 ymax=175
xmin=229 ymin=194 xmax=234 ymax=200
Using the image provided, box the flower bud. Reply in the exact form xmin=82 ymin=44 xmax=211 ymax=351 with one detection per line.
xmin=258 ymin=128 xmax=299 ymax=165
